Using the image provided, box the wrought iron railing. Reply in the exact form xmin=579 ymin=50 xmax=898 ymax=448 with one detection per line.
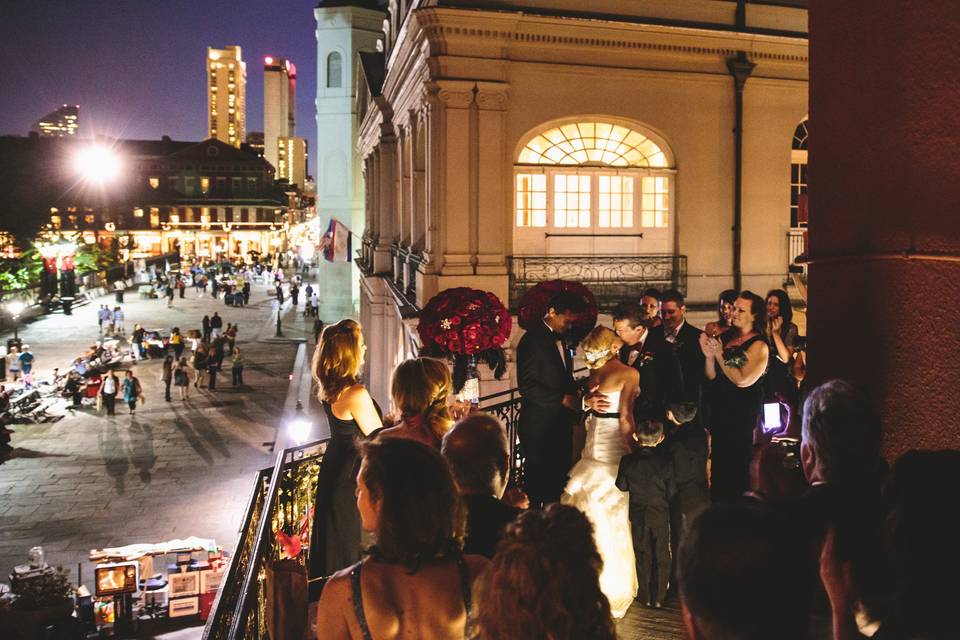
xmin=507 ymin=254 xmax=687 ymax=312
xmin=357 ymin=236 xmax=375 ymax=276
xmin=787 ymin=227 xmax=807 ymax=273
xmin=203 ymin=439 xmax=326 ymax=640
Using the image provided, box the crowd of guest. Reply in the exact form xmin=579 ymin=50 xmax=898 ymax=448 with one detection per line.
xmin=305 ymin=296 xmax=957 ymax=640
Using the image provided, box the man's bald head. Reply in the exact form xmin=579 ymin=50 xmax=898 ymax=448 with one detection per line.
xmin=441 ymin=413 xmax=510 ymax=498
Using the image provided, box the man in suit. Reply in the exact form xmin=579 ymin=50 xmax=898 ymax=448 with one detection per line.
xmin=516 ymin=291 xmax=584 ymax=508
xmin=654 ymin=289 xmax=705 ymax=407
xmin=612 ymin=301 xmax=681 ymax=422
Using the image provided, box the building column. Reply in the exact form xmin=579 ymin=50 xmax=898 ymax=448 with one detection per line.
xmin=396 ymin=127 xmax=410 ymax=248
xmin=807 ymin=2 xmax=960 ymax=459
xmin=374 ymin=131 xmax=397 ymax=274
xmin=432 ymin=80 xmax=475 ymax=276
xmin=474 ymin=82 xmax=510 ymax=303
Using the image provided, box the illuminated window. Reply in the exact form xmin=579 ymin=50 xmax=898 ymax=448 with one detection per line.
xmin=216 ymin=207 xmax=226 ymax=223
xmin=598 ymin=176 xmax=634 ymax=228
xmin=554 ymin=174 xmax=591 ymax=228
xmin=518 ymin=122 xmax=669 ymax=168
xmin=150 ymin=208 xmax=160 ymax=228
xmin=149 ymin=177 xmax=159 ymax=189
xmin=51 ymin=215 xmax=61 ymax=228
xmin=185 ymin=208 xmax=195 ymax=223
xmin=201 ymin=208 xmax=210 ymax=225
xmin=515 ymin=174 xmax=547 ymax=227
xmin=84 ymin=213 xmax=95 ymax=224
xmin=641 ymin=177 xmax=669 ymax=228
xmin=170 ymin=213 xmax=180 ymax=225
xmin=133 ymin=207 xmax=144 ymax=218
xmin=200 ymin=177 xmax=210 ymax=194
xmin=327 ymin=52 xmax=342 ymax=88
xmin=790 ymin=119 xmax=809 ymax=227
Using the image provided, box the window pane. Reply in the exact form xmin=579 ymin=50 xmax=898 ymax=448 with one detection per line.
xmin=515 ymin=173 xmax=547 ymax=227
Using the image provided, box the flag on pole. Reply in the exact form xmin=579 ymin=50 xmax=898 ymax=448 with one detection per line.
xmin=322 ymin=218 xmax=352 ymax=262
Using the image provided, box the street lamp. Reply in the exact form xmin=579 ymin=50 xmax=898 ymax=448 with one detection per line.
xmin=73 ymin=144 xmax=122 ymax=184
xmin=7 ymin=300 xmax=25 ymax=342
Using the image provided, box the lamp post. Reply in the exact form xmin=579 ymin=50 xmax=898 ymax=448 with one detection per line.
xmin=288 ymin=401 xmax=312 ymax=447
xmin=7 ymin=300 xmax=25 ymax=343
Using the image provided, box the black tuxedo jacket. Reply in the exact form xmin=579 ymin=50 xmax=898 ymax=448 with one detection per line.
xmin=653 ymin=322 xmax=705 ymax=404
xmin=517 ymin=321 xmax=577 ymax=411
xmin=620 ymin=330 xmax=682 ymax=421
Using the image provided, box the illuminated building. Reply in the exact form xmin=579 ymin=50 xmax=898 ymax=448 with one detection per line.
xmin=276 ymin=136 xmax=307 ymax=189
xmin=32 ymin=105 xmax=79 ymax=137
xmin=263 ymin=57 xmax=296 ymax=173
xmin=207 ymin=45 xmax=247 ymax=148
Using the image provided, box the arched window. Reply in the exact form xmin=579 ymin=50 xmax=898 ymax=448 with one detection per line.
xmin=326 ymin=52 xmax=342 ymax=89
xmin=790 ymin=119 xmax=808 ymax=227
xmin=514 ymin=121 xmax=674 ymax=244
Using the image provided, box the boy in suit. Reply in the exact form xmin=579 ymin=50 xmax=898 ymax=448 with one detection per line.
xmin=616 ymin=417 xmax=675 ymax=608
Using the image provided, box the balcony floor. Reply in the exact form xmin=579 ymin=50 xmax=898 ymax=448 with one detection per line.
xmin=616 ymin=596 xmax=684 ymax=638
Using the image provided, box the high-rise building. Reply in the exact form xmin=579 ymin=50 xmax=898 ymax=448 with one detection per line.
xmin=207 ymin=45 xmax=246 ymax=148
xmin=32 ymin=105 xmax=79 ymax=137
xmin=277 ymin=136 xmax=307 ymax=189
xmin=264 ymin=57 xmax=296 ymax=173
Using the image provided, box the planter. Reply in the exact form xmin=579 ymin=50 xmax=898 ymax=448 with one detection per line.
xmin=1 ymin=599 xmax=74 ymax=640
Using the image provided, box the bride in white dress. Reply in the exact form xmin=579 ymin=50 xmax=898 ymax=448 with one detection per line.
xmin=562 ymin=326 xmax=640 ymax=618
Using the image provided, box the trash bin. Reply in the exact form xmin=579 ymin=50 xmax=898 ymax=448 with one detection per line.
xmin=116 ymin=289 xmax=124 ymax=303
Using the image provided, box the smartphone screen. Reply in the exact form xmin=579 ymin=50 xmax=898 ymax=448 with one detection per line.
xmin=763 ymin=402 xmax=782 ymax=432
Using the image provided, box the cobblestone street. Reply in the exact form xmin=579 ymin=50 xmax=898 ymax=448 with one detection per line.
xmin=0 ymin=275 xmax=323 ymax=586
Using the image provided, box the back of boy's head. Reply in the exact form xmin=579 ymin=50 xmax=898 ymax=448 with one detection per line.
xmin=668 ymin=401 xmax=698 ymax=425
xmin=679 ymin=503 xmax=812 ymax=640
xmin=636 ymin=419 xmax=664 ymax=447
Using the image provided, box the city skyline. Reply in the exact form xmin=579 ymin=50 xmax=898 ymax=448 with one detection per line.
xmin=0 ymin=0 xmax=322 ymax=175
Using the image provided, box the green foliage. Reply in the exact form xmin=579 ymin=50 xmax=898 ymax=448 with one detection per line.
xmin=11 ymin=566 xmax=73 ymax=611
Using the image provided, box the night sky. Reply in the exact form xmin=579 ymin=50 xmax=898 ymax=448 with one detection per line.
xmin=0 ymin=0 xmax=323 ymax=173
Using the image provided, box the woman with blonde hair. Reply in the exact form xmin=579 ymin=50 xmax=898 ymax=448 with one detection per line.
xmin=309 ymin=319 xmax=383 ymax=596
xmin=560 ymin=325 xmax=640 ymax=617
xmin=379 ymin=357 xmax=454 ymax=449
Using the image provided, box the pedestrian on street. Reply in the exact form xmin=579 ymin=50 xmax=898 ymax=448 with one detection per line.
xmin=210 ymin=312 xmax=223 ymax=339
xmin=291 ymin=284 xmax=300 ymax=307
xmin=242 ymin=281 xmax=251 ymax=305
xmin=313 ymin=318 xmax=324 ymax=344
xmin=212 ymin=278 xmax=219 ymax=298
xmin=166 ymin=283 xmax=175 ymax=308
xmin=202 ymin=315 xmax=211 ymax=343
xmin=207 ymin=357 xmax=218 ymax=391
xmin=231 ymin=347 xmax=244 ymax=386
xmin=6 ymin=347 xmax=20 ymax=382
xmin=113 ymin=307 xmax=125 ymax=336
xmin=193 ymin=346 xmax=208 ymax=388
xmin=311 ymin=291 xmax=319 ymax=318
xmin=131 ymin=324 xmax=145 ymax=361
xmin=276 ymin=284 xmax=284 ymax=305
xmin=174 ymin=358 xmax=190 ymax=400
xmin=226 ymin=324 xmax=238 ymax=355
xmin=178 ymin=277 xmax=185 ymax=298
xmin=98 ymin=305 xmax=111 ymax=335
xmin=101 ymin=371 xmax=118 ymax=416
xmin=18 ymin=346 xmax=34 ymax=386
xmin=160 ymin=355 xmax=174 ymax=402
xmin=170 ymin=327 xmax=184 ymax=359
xmin=213 ymin=335 xmax=226 ymax=369
xmin=122 ymin=370 xmax=142 ymax=414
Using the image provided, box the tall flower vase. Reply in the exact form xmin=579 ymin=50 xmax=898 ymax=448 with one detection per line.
xmin=460 ymin=354 xmax=480 ymax=409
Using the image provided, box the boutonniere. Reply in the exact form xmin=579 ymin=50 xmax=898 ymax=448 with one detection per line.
xmin=636 ymin=351 xmax=656 ymax=367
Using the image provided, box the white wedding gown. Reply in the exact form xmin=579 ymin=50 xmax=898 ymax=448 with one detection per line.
xmin=561 ymin=391 xmax=638 ymax=617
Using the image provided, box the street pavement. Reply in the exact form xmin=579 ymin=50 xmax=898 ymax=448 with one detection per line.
xmin=0 ymin=273 xmax=329 ymax=595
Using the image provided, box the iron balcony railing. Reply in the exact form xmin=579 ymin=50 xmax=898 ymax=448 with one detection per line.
xmin=203 ymin=439 xmax=326 ymax=640
xmin=787 ymin=227 xmax=807 ymax=273
xmin=357 ymin=236 xmax=375 ymax=276
xmin=507 ymin=254 xmax=687 ymax=312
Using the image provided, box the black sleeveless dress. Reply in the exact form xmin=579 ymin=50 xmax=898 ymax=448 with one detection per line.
xmin=708 ymin=333 xmax=767 ymax=503
xmin=309 ymin=398 xmax=381 ymax=589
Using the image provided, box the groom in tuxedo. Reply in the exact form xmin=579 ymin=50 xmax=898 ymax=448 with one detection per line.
xmin=516 ymin=291 xmax=585 ymax=508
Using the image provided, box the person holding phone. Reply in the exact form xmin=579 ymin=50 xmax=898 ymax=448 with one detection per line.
xmin=699 ymin=291 xmax=769 ymax=503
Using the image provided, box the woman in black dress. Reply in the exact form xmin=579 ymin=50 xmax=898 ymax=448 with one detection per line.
xmin=700 ymin=291 xmax=770 ymax=503
xmin=763 ymin=288 xmax=800 ymax=407
xmin=309 ymin=319 xmax=382 ymax=597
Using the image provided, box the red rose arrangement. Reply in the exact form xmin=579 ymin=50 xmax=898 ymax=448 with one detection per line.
xmin=518 ymin=279 xmax=598 ymax=343
xmin=418 ymin=287 xmax=512 ymax=391
xmin=417 ymin=287 xmax=513 ymax=393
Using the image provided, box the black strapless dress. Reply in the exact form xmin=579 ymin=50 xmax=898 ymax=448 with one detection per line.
xmin=309 ymin=399 xmax=381 ymax=587
xmin=708 ymin=334 xmax=766 ymax=503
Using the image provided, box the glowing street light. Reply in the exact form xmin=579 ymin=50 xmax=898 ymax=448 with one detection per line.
xmin=7 ymin=300 xmax=25 ymax=342
xmin=74 ymin=145 xmax=122 ymax=184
